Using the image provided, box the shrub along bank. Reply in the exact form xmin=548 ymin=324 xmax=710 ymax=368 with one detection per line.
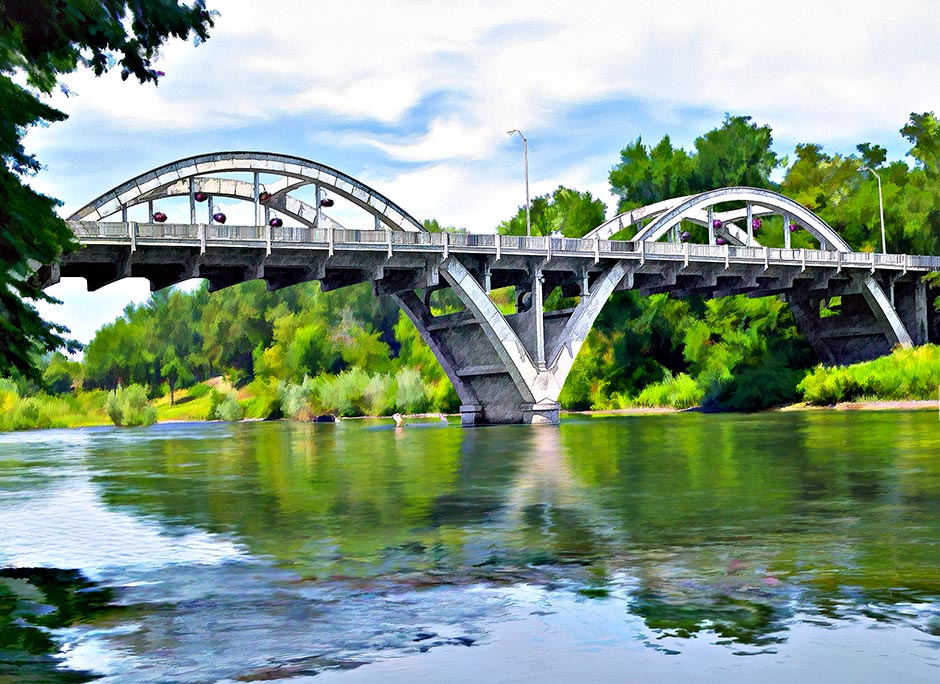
xmin=2 ymin=343 xmax=938 ymax=431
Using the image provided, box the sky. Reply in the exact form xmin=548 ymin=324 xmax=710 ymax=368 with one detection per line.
xmin=27 ymin=0 xmax=940 ymax=346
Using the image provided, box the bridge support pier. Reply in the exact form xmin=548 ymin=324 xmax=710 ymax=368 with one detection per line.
xmin=784 ymin=273 xmax=917 ymax=365
xmin=395 ymin=256 xmax=627 ymax=426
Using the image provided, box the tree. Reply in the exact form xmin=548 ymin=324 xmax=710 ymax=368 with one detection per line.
xmin=691 ymin=114 xmax=779 ymax=190
xmin=0 ymin=1 xmax=214 ymax=380
xmin=609 ymin=135 xmax=693 ymax=212
xmin=901 ymin=112 xmax=940 ymax=178
xmin=498 ymin=186 xmax=606 ymax=237
xmin=608 ymin=116 xmax=779 ymax=219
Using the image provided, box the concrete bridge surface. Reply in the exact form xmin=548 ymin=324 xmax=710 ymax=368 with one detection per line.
xmin=38 ymin=152 xmax=940 ymax=425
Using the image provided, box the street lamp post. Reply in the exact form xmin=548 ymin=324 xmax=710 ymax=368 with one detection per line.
xmin=507 ymin=129 xmax=531 ymax=237
xmin=859 ymin=166 xmax=886 ymax=254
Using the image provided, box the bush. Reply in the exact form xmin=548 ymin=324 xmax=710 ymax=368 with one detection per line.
xmin=209 ymin=387 xmax=244 ymax=422
xmin=277 ymin=376 xmax=317 ymax=420
xmin=633 ymin=372 xmax=704 ymax=409
xmin=314 ymin=368 xmax=370 ymax=416
xmin=394 ymin=367 xmax=428 ymax=414
xmin=187 ymin=382 xmax=212 ymax=399
xmin=798 ymin=344 xmax=940 ymax=404
xmin=242 ymin=378 xmax=281 ymax=419
xmin=365 ymin=373 xmax=396 ymax=416
xmin=105 ymin=384 xmax=157 ymax=427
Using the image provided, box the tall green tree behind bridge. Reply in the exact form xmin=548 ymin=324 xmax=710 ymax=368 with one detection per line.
xmin=0 ymin=0 xmax=214 ymax=380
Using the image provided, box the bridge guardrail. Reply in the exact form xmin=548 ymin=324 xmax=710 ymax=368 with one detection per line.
xmin=137 ymin=223 xmax=198 ymax=238
xmin=207 ymin=225 xmax=264 ymax=240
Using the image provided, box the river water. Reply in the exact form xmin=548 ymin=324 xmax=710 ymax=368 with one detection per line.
xmin=0 ymin=411 xmax=937 ymax=683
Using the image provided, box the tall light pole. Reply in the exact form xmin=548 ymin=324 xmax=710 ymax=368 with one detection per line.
xmin=859 ymin=166 xmax=886 ymax=253
xmin=507 ymin=129 xmax=531 ymax=237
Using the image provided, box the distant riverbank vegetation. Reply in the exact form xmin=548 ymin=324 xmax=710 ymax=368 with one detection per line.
xmin=2 ymin=113 xmax=939 ymax=430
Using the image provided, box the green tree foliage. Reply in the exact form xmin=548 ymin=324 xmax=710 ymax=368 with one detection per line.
xmin=780 ymin=112 xmax=940 ymax=256
xmin=691 ymin=114 xmax=779 ymax=190
xmin=41 ymin=351 xmax=82 ymax=393
xmin=609 ymin=115 xmax=779 ymax=215
xmin=0 ymin=1 xmax=213 ymax=380
xmin=498 ymin=186 xmax=606 ymax=237
xmin=609 ymin=135 xmax=693 ymax=211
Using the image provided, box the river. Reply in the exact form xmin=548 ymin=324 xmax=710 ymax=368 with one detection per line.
xmin=0 ymin=411 xmax=937 ymax=683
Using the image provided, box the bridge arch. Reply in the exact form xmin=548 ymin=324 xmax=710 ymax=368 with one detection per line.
xmin=69 ymin=151 xmax=426 ymax=232
xmin=631 ymin=187 xmax=849 ymax=251
xmin=586 ymin=187 xmax=848 ymax=251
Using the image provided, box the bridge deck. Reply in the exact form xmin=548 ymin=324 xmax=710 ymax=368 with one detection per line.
xmin=66 ymin=221 xmax=940 ymax=274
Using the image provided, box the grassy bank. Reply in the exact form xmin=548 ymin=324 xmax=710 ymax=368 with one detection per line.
xmin=797 ymin=344 xmax=940 ymax=405
xmin=2 ymin=344 xmax=939 ymax=430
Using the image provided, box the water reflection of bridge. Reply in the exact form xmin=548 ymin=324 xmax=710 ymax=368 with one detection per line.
xmin=40 ymin=152 xmax=940 ymax=425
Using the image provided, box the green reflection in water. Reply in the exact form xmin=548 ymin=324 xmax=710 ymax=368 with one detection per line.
xmin=0 ymin=568 xmax=119 ymax=682
xmin=83 ymin=412 xmax=938 ymax=644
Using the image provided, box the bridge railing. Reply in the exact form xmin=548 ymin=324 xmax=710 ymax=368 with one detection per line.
xmin=207 ymin=225 xmax=265 ymax=240
xmin=138 ymin=223 xmax=199 ymax=238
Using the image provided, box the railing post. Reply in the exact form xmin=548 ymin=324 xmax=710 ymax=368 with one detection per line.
xmin=328 ymin=225 xmax=334 ymax=258
xmin=801 ymin=248 xmax=806 ymax=272
xmin=129 ymin=222 xmax=137 ymax=253
xmin=199 ymin=223 xmax=206 ymax=254
xmin=684 ymin=240 xmax=689 ymax=268
xmin=442 ymin=229 xmax=449 ymax=260
xmin=764 ymin=245 xmax=769 ymax=271
xmin=639 ymin=239 xmax=645 ymax=266
xmin=594 ymin=236 xmax=600 ymax=264
xmin=836 ymin=250 xmax=842 ymax=273
xmin=871 ymin=251 xmax=876 ymax=273
xmin=496 ymin=233 xmax=502 ymax=261
xmin=265 ymin=222 xmax=271 ymax=256
xmin=387 ymin=226 xmax=393 ymax=258
xmin=547 ymin=234 xmax=552 ymax=262
xmin=725 ymin=243 xmax=730 ymax=269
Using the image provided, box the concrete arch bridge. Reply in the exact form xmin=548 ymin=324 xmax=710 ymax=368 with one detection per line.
xmin=41 ymin=152 xmax=940 ymax=425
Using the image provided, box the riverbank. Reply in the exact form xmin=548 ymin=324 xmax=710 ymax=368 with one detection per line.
xmin=568 ymin=399 xmax=940 ymax=418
